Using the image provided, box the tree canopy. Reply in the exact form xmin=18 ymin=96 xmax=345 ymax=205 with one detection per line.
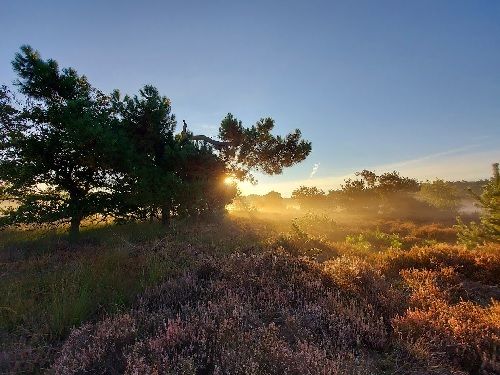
xmin=0 ymin=46 xmax=121 ymax=238
xmin=291 ymin=186 xmax=327 ymax=210
xmin=418 ymin=179 xmax=460 ymax=211
xmin=0 ymin=46 xmax=311 ymax=238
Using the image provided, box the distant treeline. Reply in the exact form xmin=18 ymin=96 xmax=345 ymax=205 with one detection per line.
xmin=235 ymin=170 xmax=489 ymax=218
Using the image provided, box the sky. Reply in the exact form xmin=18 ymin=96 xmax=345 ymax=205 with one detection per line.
xmin=1 ymin=0 xmax=499 ymax=196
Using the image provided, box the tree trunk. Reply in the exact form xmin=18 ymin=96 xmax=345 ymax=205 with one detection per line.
xmin=181 ymin=120 xmax=234 ymax=149
xmin=69 ymin=215 xmax=82 ymax=242
xmin=67 ymin=189 xmax=84 ymax=242
xmin=161 ymin=205 xmax=171 ymax=227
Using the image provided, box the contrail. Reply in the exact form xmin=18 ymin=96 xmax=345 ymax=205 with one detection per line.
xmin=310 ymin=163 xmax=320 ymax=178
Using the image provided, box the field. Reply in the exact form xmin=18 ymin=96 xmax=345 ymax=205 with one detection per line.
xmin=0 ymin=208 xmax=499 ymax=374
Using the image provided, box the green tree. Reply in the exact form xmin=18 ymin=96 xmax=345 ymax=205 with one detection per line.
xmin=1 ymin=46 xmax=312 ymax=235
xmin=335 ymin=170 xmax=419 ymax=212
xmin=418 ymin=179 xmax=460 ymax=211
xmin=291 ymin=186 xmax=326 ymax=210
xmin=109 ymin=86 xmax=180 ymax=225
xmin=375 ymin=171 xmax=419 ymax=195
xmin=113 ymin=90 xmax=309 ymax=225
xmin=170 ymin=142 xmax=237 ymax=220
xmin=0 ymin=47 xmax=121 ymax=239
xmin=456 ymin=163 xmax=500 ymax=247
xmin=184 ymin=114 xmax=311 ymax=181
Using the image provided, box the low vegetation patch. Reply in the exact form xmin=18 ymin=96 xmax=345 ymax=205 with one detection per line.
xmin=1 ymin=215 xmax=498 ymax=374
xmin=54 ymin=250 xmax=393 ymax=374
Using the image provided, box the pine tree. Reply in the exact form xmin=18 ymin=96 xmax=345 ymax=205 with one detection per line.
xmin=456 ymin=163 xmax=500 ymax=247
xmin=0 ymin=46 xmax=122 ymax=239
xmin=1 ymin=46 xmax=312 ymax=235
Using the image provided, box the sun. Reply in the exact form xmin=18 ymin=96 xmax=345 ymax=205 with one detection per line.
xmin=224 ymin=176 xmax=237 ymax=185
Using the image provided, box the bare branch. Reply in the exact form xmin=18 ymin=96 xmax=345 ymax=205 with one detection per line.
xmin=182 ymin=120 xmax=234 ymax=149
xmin=189 ymin=134 xmax=233 ymax=148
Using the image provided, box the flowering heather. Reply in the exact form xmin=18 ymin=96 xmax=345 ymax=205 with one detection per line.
xmin=54 ymin=250 xmax=394 ymax=374
xmin=380 ymin=243 xmax=500 ymax=284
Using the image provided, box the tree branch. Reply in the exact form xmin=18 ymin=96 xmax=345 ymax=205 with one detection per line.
xmin=182 ymin=120 xmax=234 ymax=149
xmin=189 ymin=134 xmax=233 ymax=148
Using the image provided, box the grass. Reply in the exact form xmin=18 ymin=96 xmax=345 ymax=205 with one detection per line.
xmin=0 ymin=211 xmax=498 ymax=374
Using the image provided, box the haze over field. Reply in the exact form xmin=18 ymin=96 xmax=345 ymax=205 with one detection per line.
xmin=240 ymin=148 xmax=500 ymax=196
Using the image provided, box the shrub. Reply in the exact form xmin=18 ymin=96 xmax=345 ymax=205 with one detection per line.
xmin=273 ymin=220 xmax=339 ymax=259
xmin=291 ymin=213 xmax=348 ymax=242
xmin=394 ymin=267 xmax=500 ymax=374
xmin=380 ymin=243 xmax=500 ymax=284
xmin=323 ymin=256 xmax=405 ymax=321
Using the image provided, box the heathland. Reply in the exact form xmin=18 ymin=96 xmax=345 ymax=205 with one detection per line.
xmin=1 ymin=46 xmax=499 ymax=374
xmin=1 ymin=179 xmax=499 ymax=374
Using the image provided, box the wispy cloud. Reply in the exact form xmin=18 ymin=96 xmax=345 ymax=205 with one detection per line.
xmin=309 ymin=163 xmax=320 ymax=178
xmin=375 ymin=144 xmax=481 ymax=170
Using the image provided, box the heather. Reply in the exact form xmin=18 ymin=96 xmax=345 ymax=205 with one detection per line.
xmin=1 ymin=212 xmax=499 ymax=374
xmin=54 ymin=250 xmax=391 ymax=374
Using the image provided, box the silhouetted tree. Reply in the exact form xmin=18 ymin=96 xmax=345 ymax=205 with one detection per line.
xmin=109 ymin=86 xmax=180 ymax=225
xmin=261 ymin=191 xmax=284 ymax=209
xmin=291 ymin=186 xmax=326 ymax=210
xmin=113 ymin=89 xmax=310 ymax=225
xmin=1 ymin=46 xmax=312 ymax=234
xmin=0 ymin=47 xmax=121 ymax=239
xmin=183 ymin=114 xmax=311 ymax=181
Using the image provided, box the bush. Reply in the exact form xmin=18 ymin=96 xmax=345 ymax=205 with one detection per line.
xmin=345 ymin=230 xmax=402 ymax=252
xmin=380 ymin=243 xmax=500 ymax=284
xmin=273 ymin=219 xmax=339 ymax=259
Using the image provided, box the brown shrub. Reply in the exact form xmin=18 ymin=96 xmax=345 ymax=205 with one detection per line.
xmin=323 ymin=256 xmax=406 ymax=320
xmin=400 ymin=267 xmax=461 ymax=307
xmin=380 ymin=243 xmax=500 ymax=284
xmin=394 ymin=300 xmax=500 ymax=374
xmin=393 ymin=267 xmax=500 ymax=374
xmin=411 ymin=223 xmax=457 ymax=243
xmin=377 ymin=221 xmax=457 ymax=244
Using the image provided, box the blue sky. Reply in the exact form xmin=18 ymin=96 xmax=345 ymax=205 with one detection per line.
xmin=2 ymin=0 xmax=499 ymax=195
